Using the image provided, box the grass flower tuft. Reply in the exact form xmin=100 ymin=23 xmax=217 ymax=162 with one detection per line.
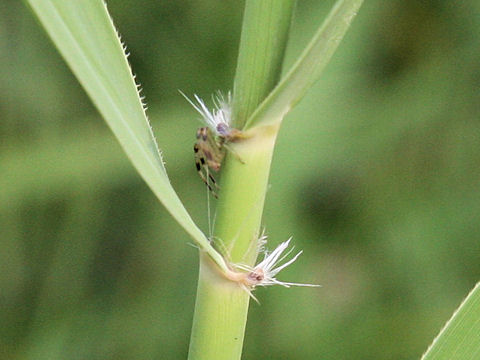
xmin=231 ymin=236 xmax=320 ymax=301
xmin=180 ymin=91 xmax=233 ymax=136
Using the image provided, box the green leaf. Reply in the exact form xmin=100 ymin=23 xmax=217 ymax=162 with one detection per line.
xmin=26 ymin=0 xmax=229 ymax=272
xmin=422 ymin=282 xmax=480 ymax=360
xmin=244 ymin=0 xmax=364 ymax=129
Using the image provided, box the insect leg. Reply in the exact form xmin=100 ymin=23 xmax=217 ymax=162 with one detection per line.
xmin=194 ymin=144 xmax=219 ymax=198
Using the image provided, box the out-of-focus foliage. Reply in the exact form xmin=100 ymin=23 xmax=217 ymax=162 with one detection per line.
xmin=1 ymin=0 xmax=479 ymax=359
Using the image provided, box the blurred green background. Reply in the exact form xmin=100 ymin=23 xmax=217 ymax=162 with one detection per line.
xmin=1 ymin=0 xmax=480 ymax=359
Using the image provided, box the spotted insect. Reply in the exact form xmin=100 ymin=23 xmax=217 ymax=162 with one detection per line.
xmin=181 ymin=91 xmax=243 ymax=197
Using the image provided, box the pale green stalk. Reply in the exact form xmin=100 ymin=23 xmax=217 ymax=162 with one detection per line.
xmin=187 ymin=2 xmax=294 ymax=359
xmin=232 ymin=0 xmax=295 ymax=128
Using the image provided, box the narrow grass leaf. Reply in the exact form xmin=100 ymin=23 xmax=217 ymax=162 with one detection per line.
xmin=26 ymin=0 xmax=228 ymax=271
xmin=422 ymin=282 xmax=480 ymax=360
xmin=244 ymin=0 xmax=364 ymax=129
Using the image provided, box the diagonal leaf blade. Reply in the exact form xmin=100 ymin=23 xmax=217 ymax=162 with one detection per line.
xmin=26 ymin=0 xmax=228 ymax=272
xmin=244 ymin=0 xmax=364 ymax=129
xmin=422 ymin=282 xmax=480 ymax=360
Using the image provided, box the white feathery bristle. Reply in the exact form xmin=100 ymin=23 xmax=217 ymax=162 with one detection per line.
xmin=180 ymin=91 xmax=232 ymax=135
xmin=235 ymin=236 xmax=321 ymax=290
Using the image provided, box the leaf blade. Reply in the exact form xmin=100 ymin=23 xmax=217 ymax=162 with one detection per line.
xmin=26 ymin=0 xmax=229 ymax=272
xmin=422 ymin=282 xmax=480 ymax=360
xmin=244 ymin=0 xmax=364 ymax=129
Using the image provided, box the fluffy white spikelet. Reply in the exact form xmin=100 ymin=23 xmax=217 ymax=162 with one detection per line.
xmin=180 ymin=91 xmax=232 ymax=136
xmin=231 ymin=236 xmax=320 ymax=302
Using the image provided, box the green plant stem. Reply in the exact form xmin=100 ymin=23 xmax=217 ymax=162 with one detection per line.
xmin=233 ymin=1 xmax=296 ymax=128
xmin=188 ymin=1 xmax=294 ymax=358
xmin=188 ymin=125 xmax=278 ymax=360
xmin=214 ymin=126 xmax=279 ymax=264
xmin=187 ymin=255 xmax=250 ymax=360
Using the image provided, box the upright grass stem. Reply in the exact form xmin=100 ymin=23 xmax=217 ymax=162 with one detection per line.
xmin=232 ymin=1 xmax=296 ymax=128
xmin=187 ymin=2 xmax=295 ymax=359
